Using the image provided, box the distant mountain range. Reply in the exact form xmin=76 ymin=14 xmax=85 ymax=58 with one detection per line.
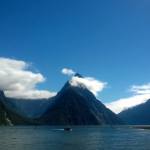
xmin=0 ymin=74 xmax=123 ymax=125
xmin=119 ymin=100 xmax=150 ymax=125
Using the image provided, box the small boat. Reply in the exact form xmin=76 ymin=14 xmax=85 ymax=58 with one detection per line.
xmin=64 ymin=127 xmax=72 ymax=131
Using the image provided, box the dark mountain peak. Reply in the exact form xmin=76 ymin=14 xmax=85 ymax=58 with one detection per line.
xmin=58 ymin=73 xmax=84 ymax=95
xmin=57 ymin=77 xmax=94 ymax=101
xmin=41 ymin=83 xmax=123 ymax=125
xmin=74 ymin=73 xmax=83 ymax=78
xmin=41 ymin=75 xmax=123 ymax=125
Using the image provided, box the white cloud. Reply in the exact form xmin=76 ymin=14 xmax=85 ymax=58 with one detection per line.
xmin=61 ymin=67 xmax=107 ymax=96
xmin=131 ymin=83 xmax=150 ymax=94
xmin=61 ymin=68 xmax=75 ymax=76
xmin=106 ymin=94 xmax=150 ymax=114
xmin=70 ymin=76 xmax=107 ymax=96
xmin=106 ymin=83 xmax=150 ymax=114
xmin=0 ymin=57 xmax=56 ymax=99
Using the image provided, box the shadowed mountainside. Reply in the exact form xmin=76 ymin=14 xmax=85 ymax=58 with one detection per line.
xmin=119 ymin=99 xmax=150 ymax=125
xmin=39 ymin=78 xmax=123 ymax=125
xmin=0 ymin=74 xmax=123 ymax=125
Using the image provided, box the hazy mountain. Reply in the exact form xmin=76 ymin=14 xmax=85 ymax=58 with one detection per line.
xmin=118 ymin=99 xmax=150 ymax=125
xmin=3 ymin=97 xmax=52 ymax=118
xmin=0 ymin=91 xmax=52 ymax=125
xmin=0 ymin=93 xmax=54 ymax=125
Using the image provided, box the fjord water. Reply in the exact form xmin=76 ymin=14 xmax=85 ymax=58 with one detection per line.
xmin=0 ymin=126 xmax=150 ymax=150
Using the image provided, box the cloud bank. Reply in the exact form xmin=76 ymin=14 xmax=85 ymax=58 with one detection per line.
xmin=70 ymin=76 xmax=107 ymax=96
xmin=106 ymin=83 xmax=150 ymax=114
xmin=131 ymin=83 xmax=150 ymax=94
xmin=0 ymin=57 xmax=56 ymax=99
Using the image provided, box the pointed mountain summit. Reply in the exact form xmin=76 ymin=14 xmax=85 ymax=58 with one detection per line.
xmin=56 ymin=73 xmax=84 ymax=96
xmin=74 ymin=73 xmax=83 ymax=78
xmin=40 ymin=75 xmax=123 ymax=125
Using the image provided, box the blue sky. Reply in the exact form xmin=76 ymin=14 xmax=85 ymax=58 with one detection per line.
xmin=0 ymin=0 xmax=150 ymax=111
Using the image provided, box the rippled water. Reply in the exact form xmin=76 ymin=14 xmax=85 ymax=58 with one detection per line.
xmin=0 ymin=126 xmax=150 ymax=150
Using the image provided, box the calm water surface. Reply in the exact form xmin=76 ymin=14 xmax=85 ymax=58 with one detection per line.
xmin=0 ymin=126 xmax=149 ymax=150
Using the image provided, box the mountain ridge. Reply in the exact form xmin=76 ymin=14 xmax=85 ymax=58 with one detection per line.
xmin=39 ymin=79 xmax=123 ymax=125
xmin=118 ymin=99 xmax=150 ymax=125
xmin=0 ymin=75 xmax=123 ymax=125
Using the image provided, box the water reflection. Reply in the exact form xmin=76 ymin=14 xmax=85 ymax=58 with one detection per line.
xmin=0 ymin=126 xmax=150 ymax=150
